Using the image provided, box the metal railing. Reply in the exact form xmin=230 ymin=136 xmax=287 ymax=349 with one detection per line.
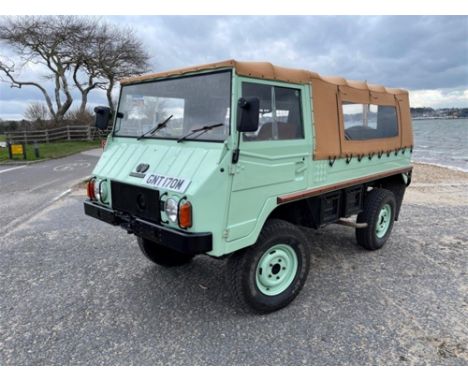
xmin=4 ymin=125 xmax=111 ymax=144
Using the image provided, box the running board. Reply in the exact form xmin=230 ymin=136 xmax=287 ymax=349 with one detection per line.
xmin=335 ymin=219 xmax=368 ymax=229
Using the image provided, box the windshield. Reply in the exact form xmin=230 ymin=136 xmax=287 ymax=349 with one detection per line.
xmin=114 ymin=71 xmax=231 ymax=142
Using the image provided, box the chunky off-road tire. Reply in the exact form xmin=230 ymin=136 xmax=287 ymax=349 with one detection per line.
xmin=226 ymin=219 xmax=311 ymax=313
xmin=137 ymin=237 xmax=195 ymax=267
xmin=356 ymin=188 xmax=396 ymax=250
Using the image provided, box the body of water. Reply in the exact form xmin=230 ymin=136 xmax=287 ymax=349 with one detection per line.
xmin=412 ymin=119 xmax=468 ymax=172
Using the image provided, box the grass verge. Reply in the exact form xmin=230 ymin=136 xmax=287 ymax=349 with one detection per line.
xmin=0 ymin=140 xmax=101 ymax=162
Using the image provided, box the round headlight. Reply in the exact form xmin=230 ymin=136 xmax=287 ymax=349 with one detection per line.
xmin=164 ymin=198 xmax=178 ymax=223
xmin=93 ymin=179 xmax=101 ymax=202
xmin=93 ymin=179 xmax=108 ymax=203
xmin=99 ymin=180 xmax=108 ymax=202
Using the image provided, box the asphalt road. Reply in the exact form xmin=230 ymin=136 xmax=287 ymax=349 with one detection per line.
xmin=0 ymin=193 xmax=468 ymax=365
xmin=0 ymin=149 xmax=101 ymax=236
xmin=0 ymin=161 xmax=467 ymax=365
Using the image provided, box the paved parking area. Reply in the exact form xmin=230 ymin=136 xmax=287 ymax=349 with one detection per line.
xmin=0 ymin=149 xmax=100 ymax=236
xmin=1 ymin=183 xmax=466 ymax=365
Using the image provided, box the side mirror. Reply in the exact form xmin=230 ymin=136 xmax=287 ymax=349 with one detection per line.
xmin=237 ymin=97 xmax=260 ymax=133
xmin=94 ymin=106 xmax=111 ymax=130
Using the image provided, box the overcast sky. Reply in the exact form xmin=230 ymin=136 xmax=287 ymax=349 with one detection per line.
xmin=0 ymin=15 xmax=467 ymax=120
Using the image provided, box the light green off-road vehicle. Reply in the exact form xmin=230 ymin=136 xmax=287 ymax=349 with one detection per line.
xmin=85 ymin=60 xmax=413 ymax=313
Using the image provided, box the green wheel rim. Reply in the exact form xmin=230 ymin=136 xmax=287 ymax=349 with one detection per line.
xmin=255 ymin=244 xmax=298 ymax=296
xmin=376 ymin=203 xmax=392 ymax=238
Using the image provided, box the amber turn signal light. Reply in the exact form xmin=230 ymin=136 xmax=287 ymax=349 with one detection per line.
xmin=178 ymin=201 xmax=192 ymax=229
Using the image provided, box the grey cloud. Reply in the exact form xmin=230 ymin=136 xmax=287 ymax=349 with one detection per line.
xmin=116 ymin=15 xmax=467 ymax=91
xmin=1 ymin=15 xmax=467 ymax=120
xmin=0 ymin=83 xmax=40 ymax=101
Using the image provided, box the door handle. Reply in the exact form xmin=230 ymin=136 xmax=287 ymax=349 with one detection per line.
xmin=295 ymin=160 xmax=306 ymax=174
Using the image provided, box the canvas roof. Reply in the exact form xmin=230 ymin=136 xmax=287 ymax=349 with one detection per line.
xmin=120 ymin=59 xmax=408 ymax=96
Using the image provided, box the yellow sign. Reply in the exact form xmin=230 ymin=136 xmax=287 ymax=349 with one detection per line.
xmin=11 ymin=144 xmax=24 ymax=155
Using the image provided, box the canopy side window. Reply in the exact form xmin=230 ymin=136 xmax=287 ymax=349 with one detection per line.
xmin=342 ymin=102 xmax=399 ymax=141
xmin=242 ymin=82 xmax=304 ymax=141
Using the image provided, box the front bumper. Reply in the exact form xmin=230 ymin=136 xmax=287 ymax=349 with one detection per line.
xmin=84 ymin=200 xmax=212 ymax=255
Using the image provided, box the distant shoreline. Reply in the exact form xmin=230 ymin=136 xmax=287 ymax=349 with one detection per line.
xmin=412 ymin=117 xmax=468 ymax=120
xmin=412 ymin=160 xmax=468 ymax=174
xmin=406 ymin=162 xmax=468 ymax=206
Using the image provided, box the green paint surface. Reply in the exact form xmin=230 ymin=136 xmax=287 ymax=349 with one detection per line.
xmin=90 ymin=69 xmax=412 ymax=257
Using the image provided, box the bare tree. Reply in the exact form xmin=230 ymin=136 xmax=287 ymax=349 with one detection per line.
xmin=65 ymin=106 xmax=94 ymax=126
xmin=25 ymin=102 xmax=49 ymax=121
xmin=0 ymin=16 xmax=151 ymax=125
xmin=24 ymin=102 xmax=50 ymax=128
xmin=67 ymin=19 xmax=150 ymax=115
xmin=67 ymin=17 xmax=108 ymax=114
xmin=94 ymin=23 xmax=150 ymax=114
xmin=0 ymin=16 xmax=85 ymax=123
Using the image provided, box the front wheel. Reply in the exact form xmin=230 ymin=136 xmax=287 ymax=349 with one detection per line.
xmin=356 ymin=188 xmax=396 ymax=250
xmin=226 ymin=219 xmax=311 ymax=313
xmin=137 ymin=237 xmax=195 ymax=267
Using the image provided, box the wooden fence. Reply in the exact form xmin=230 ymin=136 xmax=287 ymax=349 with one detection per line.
xmin=4 ymin=125 xmax=111 ymax=144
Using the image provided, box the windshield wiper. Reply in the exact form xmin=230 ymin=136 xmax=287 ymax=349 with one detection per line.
xmin=137 ymin=114 xmax=173 ymax=140
xmin=177 ymin=123 xmax=224 ymax=143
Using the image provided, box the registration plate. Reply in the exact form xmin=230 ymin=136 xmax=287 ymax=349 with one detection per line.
xmin=143 ymin=173 xmax=191 ymax=193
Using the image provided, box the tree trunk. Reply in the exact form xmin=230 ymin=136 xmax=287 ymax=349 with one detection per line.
xmin=55 ymin=70 xmax=73 ymax=122
xmin=79 ymin=91 xmax=88 ymax=114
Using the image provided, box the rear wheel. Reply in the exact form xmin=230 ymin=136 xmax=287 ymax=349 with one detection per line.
xmin=137 ymin=237 xmax=195 ymax=267
xmin=356 ymin=188 xmax=396 ymax=250
xmin=226 ymin=219 xmax=311 ymax=313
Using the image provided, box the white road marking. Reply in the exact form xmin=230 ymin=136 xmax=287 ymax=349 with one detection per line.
xmin=0 ymin=165 xmax=27 ymax=174
xmin=0 ymin=188 xmax=73 ymax=238
xmin=52 ymin=188 xmax=72 ymax=202
xmin=53 ymin=161 xmax=90 ymax=172
xmin=29 ymin=177 xmax=67 ymax=193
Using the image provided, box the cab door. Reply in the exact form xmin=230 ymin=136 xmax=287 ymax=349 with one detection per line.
xmin=226 ymin=79 xmax=312 ymax=241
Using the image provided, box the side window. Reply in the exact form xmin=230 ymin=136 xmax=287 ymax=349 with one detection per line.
xmin=343 ymin=102 xmax=398 ymax=140
xmin=242 ymin=82 xmax=304 ymax=141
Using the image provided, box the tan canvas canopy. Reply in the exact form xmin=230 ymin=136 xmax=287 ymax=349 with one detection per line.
xmin=121 ymin=60 xmax=413 ymax=160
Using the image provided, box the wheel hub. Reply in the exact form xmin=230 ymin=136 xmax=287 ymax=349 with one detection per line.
xmin=376 ymin=203 xmax=392 ymax=238
xmin=256 ymin=244 xmax=298 ymax=296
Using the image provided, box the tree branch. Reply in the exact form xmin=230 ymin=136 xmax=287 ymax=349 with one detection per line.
xmin=0 ymin=61 xmax=56 ymax=118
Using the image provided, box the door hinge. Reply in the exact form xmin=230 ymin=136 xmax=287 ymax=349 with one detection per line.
xmin=232 ymin=148 xmax=240 ymax=164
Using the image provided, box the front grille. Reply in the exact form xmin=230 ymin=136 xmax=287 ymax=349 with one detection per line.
xmin=111 ymin=181 xmax=160 ymax=223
